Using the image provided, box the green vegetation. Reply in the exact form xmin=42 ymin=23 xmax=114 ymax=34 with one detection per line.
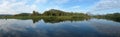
xmin=0 ymin=9 xmax=90 ymax=19
xmin=94 ymin=13 xmax=120 ymax=22
xmin=0 ymin=9 xmax=91 ymax=23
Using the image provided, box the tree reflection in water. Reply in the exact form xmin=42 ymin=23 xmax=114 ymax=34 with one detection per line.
xmin=31 ymin=17 xmax=90 ymax=23
xmin=16 ymin=17 xmax=120 ymax=24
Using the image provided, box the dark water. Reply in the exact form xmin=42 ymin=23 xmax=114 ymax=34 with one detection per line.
xmin=0 ymin=18 xmax=120 ymax=37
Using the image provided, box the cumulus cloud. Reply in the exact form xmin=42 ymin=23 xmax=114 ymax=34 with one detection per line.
xmin=0 ymin=0 xmax=45 ymax=14
xmin=92 ymin=0 xmax=120 ymax=11
xmin=3 ymin=0 xmax=119 ymax=14
xmin=0 ymin=0 xmax=70 ymax=14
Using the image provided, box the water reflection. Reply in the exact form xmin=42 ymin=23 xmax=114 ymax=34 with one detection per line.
xmin=18 ymin=18 xmax=120 ymax=23
xmin=30 ymin=18 xmax=89 ymax=23
xmin=87 ymin=19 xmax=120 ymax=37
xmin=109 ymin=19 xmax=120 ymax=22
xmin=0 ymin=18 xmax=120 ymax=37
xmin=0 ymin=19 xmax=35 ymax=32
xmin=97 ymin=18 xmax=120 ymax=22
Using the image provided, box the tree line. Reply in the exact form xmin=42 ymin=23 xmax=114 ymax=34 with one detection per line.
xmin=14 ymin=9 xmax=89 ymax=17
xmin=94 ymin=13 xmax=120 ymax=22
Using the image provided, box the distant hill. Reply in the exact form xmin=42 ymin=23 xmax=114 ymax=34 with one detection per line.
xmin=0 ymin=14 xmax=13 ymax=16
xmin=14 ymin=13 xmax=31 ymax=16
xmin=43 ymin=9 xmax=88 ymax=16
xmin=43 ymin=9 xmax=68 ymax=16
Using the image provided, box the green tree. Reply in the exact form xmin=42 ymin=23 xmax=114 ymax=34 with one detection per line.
xmin=31 ymin=11 xmax=40 ymax=16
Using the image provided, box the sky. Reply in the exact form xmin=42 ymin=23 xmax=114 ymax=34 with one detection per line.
xmin=0 ymin=0 xmax=120 ymax=14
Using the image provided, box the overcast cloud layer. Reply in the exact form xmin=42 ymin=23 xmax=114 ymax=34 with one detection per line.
xmin=0 ymin=0 xmax=120 ymax=14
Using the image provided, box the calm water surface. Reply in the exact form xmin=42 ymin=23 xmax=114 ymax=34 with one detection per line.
xmin=0 ymin=18 xmax=120 ymax=37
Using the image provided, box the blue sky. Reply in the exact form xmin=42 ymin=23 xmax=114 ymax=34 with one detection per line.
xmin=0 ymin=0 xmax=120 ymax=14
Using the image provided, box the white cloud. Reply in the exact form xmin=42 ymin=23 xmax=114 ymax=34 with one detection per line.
xmin=53 ymin=0 xmax=69 ymax=4
xmin=92 ymin=0 xmax=120 ymax=11
xmin=0 ymin=0 xmax=16 ymax=14
xmin=0 ymin=0 xmax=45 ymax=14
xmin=71 ymin=6 xmax=81 ymax=9
xmin=45 ymin=6 xmax=62 ymax=11
xmin=68 ymin=6 xmax=81 ymax=12
xmin=64 ymin=6 xmax=87 ymax=13
xmin=0 ymin=0 xmax=71 ymax=14
xmin=35 ymin=0 xmax=47 ymax=4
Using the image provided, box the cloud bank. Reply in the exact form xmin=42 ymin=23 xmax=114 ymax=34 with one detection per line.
xmin=0 ymin=0 xmax=120 ymax=14
xmin=0 ymin=0 xmax=39 ymax=14
xmin=92 ymin=0 xmax=120 ymax=11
